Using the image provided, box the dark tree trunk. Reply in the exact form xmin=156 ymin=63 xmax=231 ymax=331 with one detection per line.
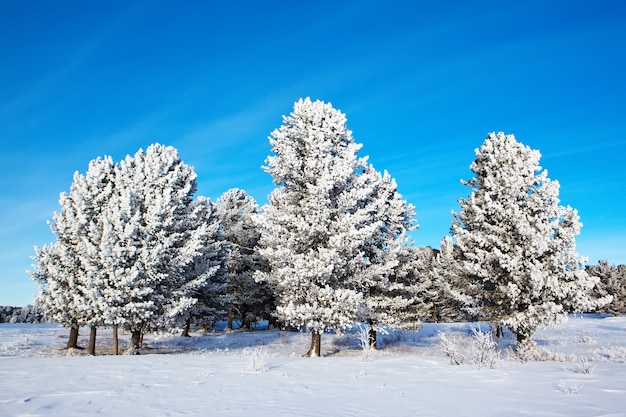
xmin=181 ymin=317 xmax=192 ymax=337
xmin=368 ymin=327 xmax=378 ymax=349
xmin=241 ymin=308 xmax=251 ymax=331
xmin=87 ymin=326 xmax=97 ymax=356
xmin=495 ymin=324 xmax=504 ymax=338
xmin=66 ymin=325 xmax=82 ymax=350
xmin=304 ymin=331 xmax=321 ymax=357
xmin=227 ymin=306 xmax=234 ymax=330
xmin=130 ymin=329 xmax=142 ymax=353
xmin=112 ymin=325 xmax=119 ymax=355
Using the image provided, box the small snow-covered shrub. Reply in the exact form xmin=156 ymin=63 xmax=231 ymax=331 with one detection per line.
xmin=574 ymin=356 xmax=596 ymax=375
xmin=593 ymin=346 xmax=626 ymax=363
xmin=514 ymin=345 xmax=575 ymax=363
xmin=357 ymin=325 xmax=375 ymax=361
xmin=577 ymin=331 xmax=597 ymax=345
xmin=556 ymin=380 xmax=583 ymax=395
xmin=438 ymin=332 xmax=465 ymax=365
xmin=245 ymin=346 xmax=269 ymax=373
xmin=438 ymin=328 xmax=499 ymax=368
xmin=468 ymin=328 xmax=499 ymax=368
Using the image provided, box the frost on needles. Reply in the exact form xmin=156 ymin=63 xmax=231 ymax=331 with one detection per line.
xmin=254 ymin=98 xmax=418 ymax=356
xmin=30 ymin=144 xmax=229 ymax=354
xmin=28 ymin=101 xmax=614 ymax=359
xmin=447 ymin=132 xmax=611 ymax=351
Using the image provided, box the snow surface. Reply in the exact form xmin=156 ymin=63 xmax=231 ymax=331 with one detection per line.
xmin=1 ymin=316 xmax=625 ymax=417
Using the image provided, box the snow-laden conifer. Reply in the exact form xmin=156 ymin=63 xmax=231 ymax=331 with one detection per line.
xmin=216 ymin=188 xmax=274 ymax=329
xmin=256 ymin=98 xmax=418 ymax=355
xmin=104 ymin=144 xmax=214 ymax=347
xmin=177 ymin=197 xmax=229 ymax=336
xmin=451 ymin=132 xmax=610 ymax=350
xmin=429 ymin=237 xmax=476 ymax=323
xmin=32 ymin=145 xmax=230 ymax=350
xmin=350 ymin=166 xmax=423 ymax=345
xmin=30 ymin=156 xmax=117 ymax=352
xmin=256 ymin=98 xmax=364 ymax=355
xmin=586 ymin=261 xmax=626 ymax=315
xmin=363 ymin=244 xmax=432 ymax=346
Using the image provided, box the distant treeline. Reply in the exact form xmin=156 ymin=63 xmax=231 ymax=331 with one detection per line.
xmin=0 ymin=305 xmax=46 ymax=323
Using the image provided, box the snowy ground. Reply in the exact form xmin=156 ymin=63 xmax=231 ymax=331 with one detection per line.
xmin=1 ymin=316 xmax=625 ymax=417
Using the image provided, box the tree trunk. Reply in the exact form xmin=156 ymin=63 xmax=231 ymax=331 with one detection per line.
xmin=241 ymin=308 xmax=251 ymax=330
xmin=181 ymin=317 xmax=191 ymax=337
xmin=66 ymin=325 xmax=82 ymax=349
xmin=87 ymin=326 xmax=97 ymax=356
xmin=495 ymin=323 xmax=504 ymax=338
xmin=139 ymin=329 xmax=145 ymax=348
xmin=304 ymin=331 xmax=321 ymax=357
xmin=368 ymin=327 xmax=378 ymax=349
xmin=112 ymin=325 xmax=119 ymax=355
xmin=130 ymin=329 xmax=142 ymax=353
xmin=227 ymin=306 xmax=234 ymax=330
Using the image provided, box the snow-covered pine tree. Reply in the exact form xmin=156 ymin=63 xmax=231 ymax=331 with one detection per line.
xmin=409 ymin=246 xmax=440 ymax=322
xmin=451 ymin=132 xmax=609 ymax=351
xmin=216 ymin=188 xmax=274 ymax=330
xmin=364 ymin=244 xmax=432 ymax=346
xmin=177 ymin=196 xmax=229 ymax=336
xmin=430 ymin=237 xmax=476 ymax=323
xmin=256 ymin=98 xmax=371 ymax=356
xmin=348 ymin=165 xmax=421 ymax=346
xmin=30 ymin=242 xmax=84 ymax=348
xmin=104 ymin=144 xmax=213 ymax=349
xmin=586 ymin=260 xmax=626 ymax=315
xmin=30 ymin=156 xmax=117 ymax=354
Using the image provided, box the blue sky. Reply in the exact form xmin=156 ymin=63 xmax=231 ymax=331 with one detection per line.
xmin=1 ymin=0 xmax=625 ymax=306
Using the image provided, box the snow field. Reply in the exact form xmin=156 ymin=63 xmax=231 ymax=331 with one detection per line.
xmin=1 ymin=316 xmax=625 ymax=417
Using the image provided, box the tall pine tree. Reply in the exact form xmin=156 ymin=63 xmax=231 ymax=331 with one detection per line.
xmin=216 ymin=188 xmax=274 ymax=329
xmin=32 ymin=145 xmax=225 ymax=352
xmin=451 ymin=132 xmax=609 ymax=351
xmin=105 ymin=144 xmax=213 ymax=349
xmin=256 ymin=98 xmax=417 ymax=355
xmin=31 ymin=156 xmax=117 ymax=354
xmin=349 ymin=166 xmax=420 ymax=346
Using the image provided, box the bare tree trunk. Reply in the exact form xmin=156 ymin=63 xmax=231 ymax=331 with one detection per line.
xmin=66 ymin=324 xmax=82 ymax=350
xmin=87 ymin=326 xmax=97 ymax=356
xmin=130 ymin=329 xmax=142 ymax=353
xmin=181 ymin=317 xmax=191 ymax=337
xmin=241 ymin=308 xmax=251 ymax=330
xmin=496 ymin=324 xmax=504 ymax=338
xmin=368 ymin=327 xmax=378 ymax=349
xmin=304 ymin=331 xmax=321 ymax=357
xmin=112 ymin=325 xmax=119 ymax=355
xmin=139 ymin=328 xmax=145 ymax=348
xmin=227 ymin=306 xmax=234 ymax=330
